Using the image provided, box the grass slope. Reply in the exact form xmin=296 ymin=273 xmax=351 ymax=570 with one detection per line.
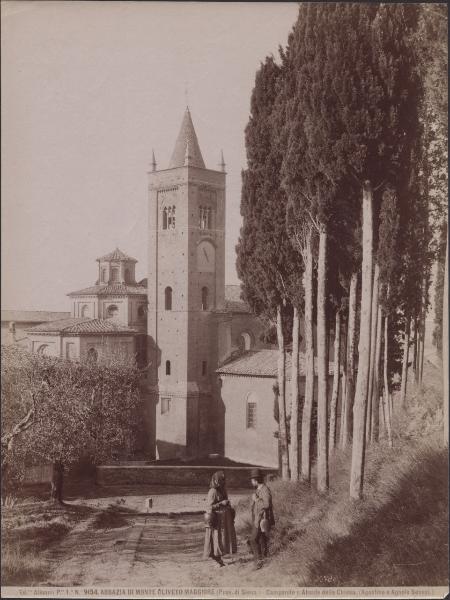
xmin=233 ymin=361 xmax=448 ymax=587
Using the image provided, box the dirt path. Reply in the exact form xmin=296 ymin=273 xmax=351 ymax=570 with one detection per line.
xmin=127 ymin=514 xmax=253 ymax=587
xmin=41 ymin=511 xmax=262 ymax=588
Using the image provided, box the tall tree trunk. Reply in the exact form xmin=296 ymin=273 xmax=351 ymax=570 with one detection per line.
xmin=276 ymin=305 xmax=290 ymax=480
xmin=371 ymin=304 xmax=382 ymax=443
xmin=329 ymin=309 xmax=341 ymax=456
xmin=382 ymin=312 xmax=393 ymax=448
xmin=339 ymin=319 xmax=347 ymax=447
xmin=412 ymin=317 xmax=418 ymax=381
xmin=418 ymin=277 xmax=427 ymax=386
xmin=341 ymin=271 xmax=358 ymax=449
xmin=443 ymin=230 xmax=448 ymax=446
xmin=301 ymin=231 xmax=315 ymax=481
xmin=50 ymin=461 xmax=64 ymax=504
xmin=317 ymin=226 xmax=328 ymax=493
xmin=290 ymin=305 xmax=300 ymax=481
xmin=400 ymin=317 xmax=411 ymax=409
xmin=366 ymin=263 xmax=380 ymax=444
xmin=350 ymin=181 xmax=373 ymax=500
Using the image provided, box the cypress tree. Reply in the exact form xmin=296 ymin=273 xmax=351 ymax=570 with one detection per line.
xmin=236 ymin=57 xmax=296 ymax=480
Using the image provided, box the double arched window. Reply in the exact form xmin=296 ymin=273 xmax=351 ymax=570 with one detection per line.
xmin=199 ymin=206 xmax=212 ymax=230
xmin=201 ymin=287 xmax=208 ymax=311
xmin=165 ymin=287 xmax=172 ymax=311
xmin=162 ymin=206 xmax=176 ymax=230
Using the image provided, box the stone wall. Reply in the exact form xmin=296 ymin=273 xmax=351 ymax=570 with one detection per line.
xmin=96 ymin=465 xmax=278 ymax=488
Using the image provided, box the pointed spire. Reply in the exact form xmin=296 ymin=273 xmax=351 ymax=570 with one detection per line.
xmin=151 ymin=149 xmax=157 ymax=172
xmin=219 ymin=149 xmax=226 ymax=172
xmin=169 ymin=107 xmax=205 ymax=169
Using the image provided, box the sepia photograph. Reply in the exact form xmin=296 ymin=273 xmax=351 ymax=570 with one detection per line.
xmin=1 ymin=1 xmax=448 ymax=598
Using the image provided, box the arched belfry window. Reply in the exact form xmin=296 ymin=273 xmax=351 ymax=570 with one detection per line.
xmin=165 ymin=286 xmax=172 ymax=310
xmin=166 ymin=360 xmax=171 ymax=376
xmin=124 ymin=268 xmax=130 ymax=283
xmin=201 ymin=287 xmax=208 ymax=311
xmin=81 ymin=305 xmax=89 ymax=318
xmin=199 ymin=206 xmax=212 ymax=230
xmin=168 ymin=206 xmax=176 ymax=229
xmin=101 ymin=268 xmax=107 ymax=283
xmin=163 ymin=206 xmax=176 ymax=230
xmin=111 ymin=267 xmax=119 ymax=282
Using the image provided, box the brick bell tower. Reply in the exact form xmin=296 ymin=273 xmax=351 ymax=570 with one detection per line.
xmin=147 ymin=107 xmax=226 ymax=459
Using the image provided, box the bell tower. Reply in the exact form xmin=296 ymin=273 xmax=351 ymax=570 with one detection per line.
xmin=147 ymin=108 xmax=226 ymax=459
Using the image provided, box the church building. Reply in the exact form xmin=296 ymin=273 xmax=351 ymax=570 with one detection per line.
xmin=23 ymin=107 xmax=335 ymax=469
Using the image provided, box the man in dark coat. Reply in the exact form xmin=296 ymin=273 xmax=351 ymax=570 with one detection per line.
xmin=248 ymin=467 xmax=275 ymax=569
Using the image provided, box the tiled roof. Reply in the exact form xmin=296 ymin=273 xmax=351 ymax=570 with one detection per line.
xmin=27 ymin=318 xmax=138 ymax=335
xmin=216 ymin=349 xmax=334 ymax=378
xmin=1 ymin=310 xmax=71 ymax=323
xmin=96 ymin=248 xmax=137 ymax=263
xmin=68 ymin=283 xmax=147 ymax=297
xmin=169 ymin=108 xmax=205 ymax=169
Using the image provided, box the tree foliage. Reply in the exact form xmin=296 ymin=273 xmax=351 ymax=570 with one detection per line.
xmin=1 ymin=346 xmax=144 ymax=494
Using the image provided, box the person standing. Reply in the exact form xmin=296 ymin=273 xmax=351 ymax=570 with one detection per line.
xmin=203 ymin=470 xmax=237 ymax=565
xmin=249 ymin=468 xmax=275 ymax=569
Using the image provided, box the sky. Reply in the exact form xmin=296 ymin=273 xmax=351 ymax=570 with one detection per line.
xmin=1 ymin=1 xmax=299 ymax=312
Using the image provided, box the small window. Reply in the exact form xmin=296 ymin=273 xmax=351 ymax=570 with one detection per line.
xmin=101 ymin=268 xmax=107 ymax=283
xmin=37 ymin=344 xmax=49 ymax=356
xmin=201 ymin=287 xmax=208 ymax=311
xmin=161 ymin=397 xmax=171 ymax=415
xmin=87 ymin=348 xmax=98 ymax=364
xmin=165 ymin=286 xmax=172 ymax=310
xmin=247 ymin=401 xmax=257 ymax=429
xmin=166 ymin=360 xmax=171 ymax=376
xmin=107 ymin=304 xmax=119 ymax=318
xmin=111 ymin=267 xmax=119 ymax=282
xmin=239 ymin=332 xmax=252 ymax=352
xmin=162 ymin=207 xmax=168 ymax=230
xmin=202 ymin=361 xmax=207 ymax=376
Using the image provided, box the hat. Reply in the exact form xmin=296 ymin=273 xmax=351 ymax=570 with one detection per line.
xmin=250 ymin=468 xmax=263 ymax=480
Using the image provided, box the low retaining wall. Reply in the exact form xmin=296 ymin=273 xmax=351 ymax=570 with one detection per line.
xmin=96 ymin=465 xmax=278 ymax=488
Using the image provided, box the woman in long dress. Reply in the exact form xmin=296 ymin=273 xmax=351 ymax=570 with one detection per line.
xmin=203 ymin=470 xmax=237 ymax=565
